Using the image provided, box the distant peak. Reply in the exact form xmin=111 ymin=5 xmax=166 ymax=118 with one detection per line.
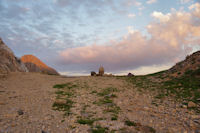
xmin=21 ymin=54 xmax=59 ymax=75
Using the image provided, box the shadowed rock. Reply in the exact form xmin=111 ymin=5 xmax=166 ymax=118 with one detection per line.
xmin=127 ymin=73 xmax=134 ymax=77
xmin=0 ymin=38 xmax=28 ymax=74
xmin=91 ymin=71 xmax=96 ymax=76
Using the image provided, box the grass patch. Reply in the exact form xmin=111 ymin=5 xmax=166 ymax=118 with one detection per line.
xmin=77 ymin=118 xmax=95 ymax=125
xmin=53 ymin=83 xmax=77 ymax=89
xmin=104 ymin=105 xmax=120 ymax=114
xmin=55 ymin=90 xmax=74 ymax=97
xmin=77 ymin=117 xmax=103 ymax=126
xmin=156 ymin=68 xmax=200 ymax=104
xmin=91 ymin=90 xmax=98 ymax=94
xmin=52 ymin=82 xmax=77 ymax=116
xmin=111 ymin=114 xmax=118 ymax=121
xmin=125 ymin=68 xmax=200 ymax=112
xmin=53 ymin=83 xmax=68 ymax=89
xmin=97 ymin=87 xmax=118 ymax=96
xmin=52 ymin=98 xmax=74 ymax=116
xmin=91 ymin=125 xmax=109 ymax=133
xmin=124 ymin=120 xmax=136 ymax=126
xmin=99 ymin=98 xmax=113 ymax=104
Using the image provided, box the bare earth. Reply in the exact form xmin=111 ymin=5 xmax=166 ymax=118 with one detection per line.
xmin=0 ymin=73 xmax=199 ymax=133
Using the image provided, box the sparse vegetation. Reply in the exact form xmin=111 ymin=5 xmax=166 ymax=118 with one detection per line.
xmin=97 ymin=87 xmax=118 ymax=96
xmin=91 ymin=125 xmax=109 ymax=133
xmin=77 ymin=118 xmax=95 ymax=125
xmin=91 ymin=90 xmax=98 ymax=94
xmin=111 ymin=114 xmax=118 ymax=121
xmin=104 ymin=105 xmax=120 ymax=114
xmin=52 ymin=82 xmax=78 ymax=116
xmin=53 ymin=83 xmax=68 ymax=89
xmin=124 ymin=120 xmax=136 ymax=126
xmin=77 ymin=117 xmax=104 ymax=126
xmin=53 ymin=83 xmax=77 ymax=89
xmin=52 ymin=98 xmax=74 ymax=116
xmin=124 ymin=67 xmax=200 ymax=112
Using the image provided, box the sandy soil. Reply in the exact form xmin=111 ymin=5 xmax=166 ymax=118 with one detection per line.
xmin=0 ymin=73 xmax=199 ymax=133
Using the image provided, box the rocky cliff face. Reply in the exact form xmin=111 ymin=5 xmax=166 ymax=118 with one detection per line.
xmin=168 ymin=50 xmax=200 ymax=77
xmin=21 ymin=55 xmax=59 ymax=75
xmin=0 ymin=38 xmax=28 ymax=74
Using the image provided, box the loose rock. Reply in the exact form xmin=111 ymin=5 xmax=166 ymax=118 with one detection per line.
xmin=188 ymin=101 xmax=196 ymax=108
xmin=17 ymin=109 xmax=24 ymax=115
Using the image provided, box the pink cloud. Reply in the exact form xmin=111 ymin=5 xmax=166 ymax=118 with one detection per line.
xmin=59 ymin=3 xmax=200 ymax=71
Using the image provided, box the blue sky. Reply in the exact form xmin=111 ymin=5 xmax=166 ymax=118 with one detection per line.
xmin=0 ymin=0 xmax=200 ymax=75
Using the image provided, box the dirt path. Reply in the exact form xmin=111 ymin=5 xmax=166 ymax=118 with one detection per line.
xmin=0 ymin=73 xmax=199 ymax=133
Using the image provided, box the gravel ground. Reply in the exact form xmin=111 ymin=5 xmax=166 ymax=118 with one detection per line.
xmin=0 ymin=73 xmax=199 ymax=133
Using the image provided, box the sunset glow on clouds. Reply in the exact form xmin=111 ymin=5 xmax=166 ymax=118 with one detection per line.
xmin=59 ymin=2 xmax=200 ymax=73
xmin=0 ymin=0 xmax=200 ymax=75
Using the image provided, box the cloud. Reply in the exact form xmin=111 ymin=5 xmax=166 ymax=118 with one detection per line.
xmin=124 ymin=0 xmax=142 ymax=7
xmin=189 ymin=2 xmax=200 ymax=17
xmin=151 ymin=11 xmax=171 ymax=22
xmin=59 ymin=3 xmax=200 ymax=72
xmin=146 ymin=0 xmax=157 ymax=4
xmin=127 ymin=26 xmax=136 ymax=34
xmin=180 ymin=0 xmax=191 ymax=4
xmin=128 ymin=13 xmax=136 ymax=18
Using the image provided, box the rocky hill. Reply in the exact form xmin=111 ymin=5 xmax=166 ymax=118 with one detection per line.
xmin=21 ymin=55 xmax=59 ymax=75
xmin=0 ymin=38 xmax=28 ymax=74
xmin=168 ymin=50 xmax=200 ymax=77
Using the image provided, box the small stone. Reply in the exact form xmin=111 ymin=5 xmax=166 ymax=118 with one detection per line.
xmin=17 ymin=109 xmax=24 ymax=115
xmin=188 ymin=101 xmax=196 ymax=108
xmin=41 ymin=130 xmax=48 ymax=133
xmin=42 ymin=125 xmax=45 ymax=129
xmin=81 ymin=112 xmax=89 ymax=118
xmin=105 ymin=94 xmax=112 ymax=98
xmin=105 ymin=103 xmax=115 ymax=107
xmin=191 ymin=115 xmax=199 ymax=119
xmin=144 ymin=107 xmax=149 ymax=110
xmin=182 ymin=105 xmax=187 ymax=108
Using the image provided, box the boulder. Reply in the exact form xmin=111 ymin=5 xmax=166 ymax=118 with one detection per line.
xmin=91 ymin=71 xmax=96 ymax=76
xmin=127 ymin=73 xmax=134 ymax=77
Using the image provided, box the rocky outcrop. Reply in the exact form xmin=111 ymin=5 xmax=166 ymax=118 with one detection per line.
xmin=21 ymin=55 xmax=59 ymax=75
xmin=99 ymin=66 xmax=104 ymax=76
xmin=127 ymin=73 xmax=134 ymax=77
xmin=168 ymin=51 xmax=200 ymax=77
xmin=0 ymin=38 xmax=28 ymax=74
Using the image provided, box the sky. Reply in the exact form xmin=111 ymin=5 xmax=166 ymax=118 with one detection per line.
xmin=0 ymin=0 xmax=200 ymax=76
